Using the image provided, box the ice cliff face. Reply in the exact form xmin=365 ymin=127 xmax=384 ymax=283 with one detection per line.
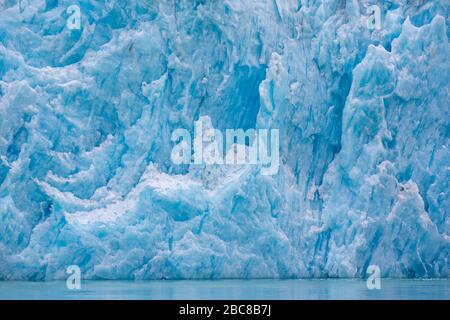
xmin=0 ymin=0 xmax=448 ymax=280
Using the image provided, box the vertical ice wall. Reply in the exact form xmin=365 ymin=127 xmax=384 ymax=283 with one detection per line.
xmin=0 ymin=0 xmax=448 ymax=279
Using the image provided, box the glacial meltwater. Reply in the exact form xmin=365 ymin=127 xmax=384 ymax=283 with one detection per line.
xmin=0 ymin=279 xmax=448 ymax=300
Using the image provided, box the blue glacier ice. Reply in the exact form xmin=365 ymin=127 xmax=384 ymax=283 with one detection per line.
xmin=0 ymin=0 xmax=449 ymax=280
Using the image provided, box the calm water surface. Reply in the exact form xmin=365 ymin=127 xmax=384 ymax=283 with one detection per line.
xmin=0 ymin=279 xmax=448 ymax=300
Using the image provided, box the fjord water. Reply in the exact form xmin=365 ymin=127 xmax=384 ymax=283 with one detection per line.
xmin=0 ymin=279 xmax=448 ymax=300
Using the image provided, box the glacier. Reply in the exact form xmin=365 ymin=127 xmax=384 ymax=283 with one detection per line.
xmin=0 ymin=0 xmax=448 ymax=280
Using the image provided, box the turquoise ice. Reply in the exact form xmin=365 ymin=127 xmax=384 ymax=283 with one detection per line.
xmin=0 ymin=0 xmax=448 ymax=280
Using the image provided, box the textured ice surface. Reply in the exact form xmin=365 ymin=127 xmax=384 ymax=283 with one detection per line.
xmin=0 ymin=0 xmax=449 ymax=280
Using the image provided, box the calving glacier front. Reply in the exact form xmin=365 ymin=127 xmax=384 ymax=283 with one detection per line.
xmin=0 ymin=0 xmax=448 ymax=280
